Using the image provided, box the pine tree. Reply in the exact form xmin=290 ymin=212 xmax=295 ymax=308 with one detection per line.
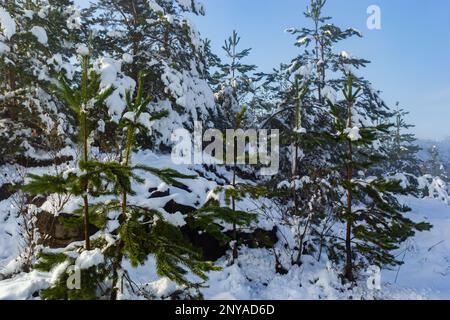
xmin=341 ymin=73 xmax=359 ymax=281
xmin=84 ymin=0 xmax=216 ymax=150
xmin=328 ymin=73 xmax=432 ymax=282
xmin=255 ymin=0 xmax=367 ymax=266
xmin=0 ymin=0 xmax=81 ymax=165
xmin=424 ymin=145 xmax=448 ymax=180
xmin=110 ymin=71 xmax=192 ymax=298
xmin=212 ymin=30 xmax=257 ymax=130
xmin=22 ymin=52 xmax=115 ymax=250
xmin=191 ymin=106 xmax=259 ymax=264
xmin=22 ymin=55 xmax=219 ymax=299
xmin=382 ymin=104 xmax=422 ymax=176
xmin=199 ymin=38 xmax=221 ymax=86
xmin=229 ymin=106 xmax=254 ymax=261
xmin=253 ymin=0 xmax=432 ymax=279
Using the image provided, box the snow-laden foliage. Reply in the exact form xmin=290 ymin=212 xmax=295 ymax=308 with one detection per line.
xmin=0 ymin=7 xmax=15 ymax=41
xmin=0 ymin=0 xmax=447 ymax=301
xmin=0 ymin=0 xmax=82 ymax=164
xmin=86 ymin=0 xmax=216 ymax=148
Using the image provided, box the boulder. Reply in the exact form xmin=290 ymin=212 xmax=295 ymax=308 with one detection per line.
xmin=36 ymin=211 xmax=98 ymax=248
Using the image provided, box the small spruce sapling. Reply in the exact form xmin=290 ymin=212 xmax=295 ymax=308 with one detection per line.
xmin=27 ymin=65 xmax=219 ymax=299
xmin=109 ymin=72 xmax=217 ymax=298
xmin=328 ymin=73 xmax=432 ymax=282
xmin=193 ymin=106 xmax=258 ymax=264
xmin=22 ymin=52 xmax=115 ymax=250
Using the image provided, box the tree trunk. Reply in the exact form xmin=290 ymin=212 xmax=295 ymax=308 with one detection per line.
xmin=344 ymin=140 xmax=354 ymax=282
xmin=82 ymin=112 xmax=91 ymax=250
xmin=80 ymin=57 xmax=91 ymax=251
xmin=231 ymin=154 xmax=238 ymax=262
xmin=111 ymin=127 xmax=134 ymax=300
xmin=344 ymin=98 xmax=354 ymax=282
xmin=82 ymin=195 xmax=91 ymax=250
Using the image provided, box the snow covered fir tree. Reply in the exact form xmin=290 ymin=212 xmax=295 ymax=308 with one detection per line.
xmin=0 ymin=0 xmax=449 ymax=301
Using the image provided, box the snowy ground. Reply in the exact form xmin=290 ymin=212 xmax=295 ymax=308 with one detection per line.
xmin=130 ymin=192 xmax=450 ymax=300
xmin=127 ymin=193 xmax=450 ymax=300
xmin=383 ymin=196 xmax=450 ymax=299
xmin=0 ymin=152 xmax=449 ymax=300
xmin=2 ymin=195 xmax=448 ymax=300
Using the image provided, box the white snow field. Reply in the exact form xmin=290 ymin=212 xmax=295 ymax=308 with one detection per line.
xmin=383 ymin=196 xmax=450 ymax=299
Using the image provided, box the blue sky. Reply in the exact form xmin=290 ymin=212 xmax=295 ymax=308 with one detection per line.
xmin=192 ymin=0 xmax=450 ymax=140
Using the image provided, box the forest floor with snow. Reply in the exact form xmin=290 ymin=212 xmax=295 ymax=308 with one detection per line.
xmin=124 ymin=196 xmax=450 ymax=300
xmin=0 ymin=152 xmax=449 ymax=300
